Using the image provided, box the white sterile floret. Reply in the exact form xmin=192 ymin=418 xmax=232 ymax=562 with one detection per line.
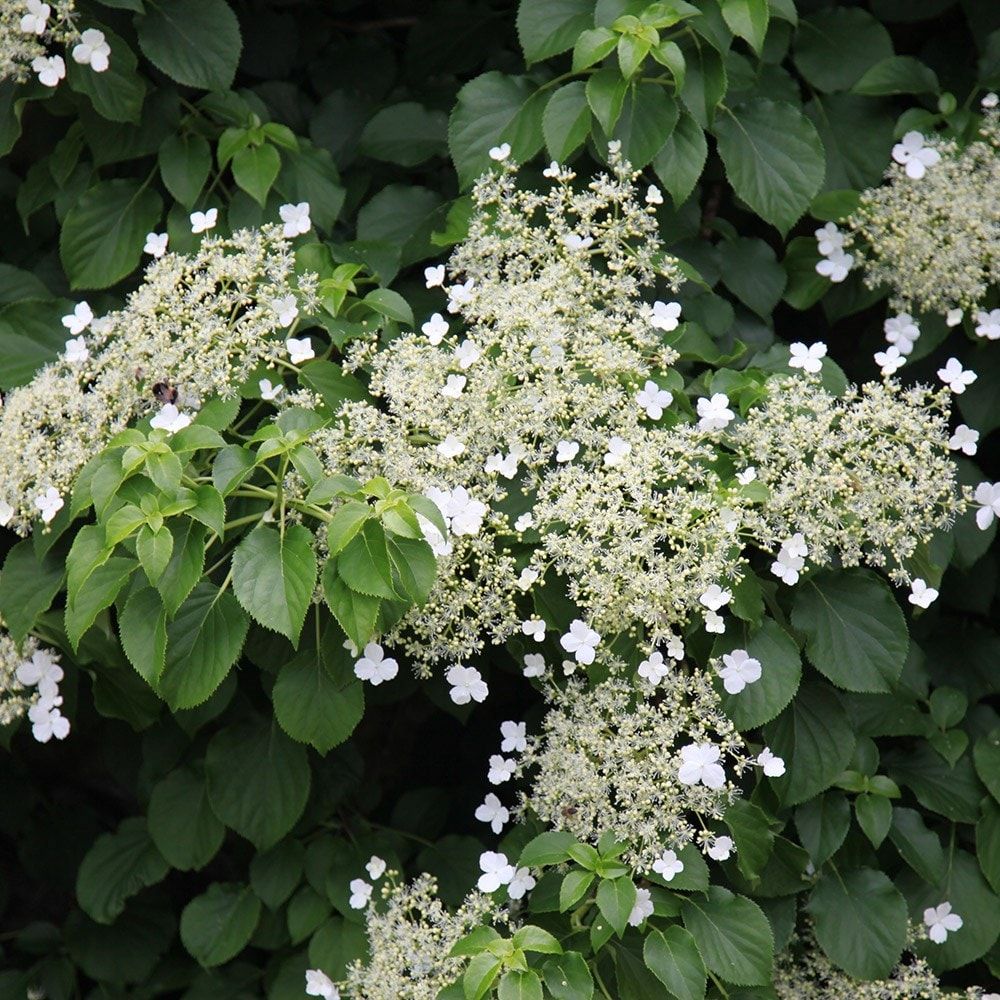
xmin=349 ymin=878 xmax=373 ymax=909
xmin=638 ymin=651 xmax=669 ymax=685
xmin=718 ymin=649 xmax=762 ymax=695
xmin=756 ymin=747 xmax=785 ymax=777
xmin=354 ymin=643 xmax=399 ymax=685
xmin=444 ymin=487 xmax=487 ymax=536
xmin=514 ymin=512 xmax=533 ymax=532
xmin=61 ymin=301 xmax=92 ymax=335
xmin=908 ymin=578 xmax=938 ymax=608
xmin=21 ymin=0 xmax=50 ymax=34
xmin=487 ymin=754 xmax=515 ymax=784
xmin=892 ymin=131 xmax=941 ymax=180
xmin=64 ymin=337 xmax=88 ymax=364
xmin=814 ymin=222 xmax=844 ymax=257
xmin=0 ymin=501 xmax=14 ymax=526
xmin=788 ymin=341 xmax=827 ymax=374
xmin=447 ymin=280 xmax=475 ymax=313
xmin=706 ymin=835 xmax=734 ymax=861
xmin=150 ymin=403 xmax=191 ymax=434
xmin=488 ymin=143 xmax=511 ymax=161
xmin=475 ymin=793 xmax=509 ymax=834
xmin=32 ymin=54 xmax=64 ymax=86
xmin=72 ymin=28 xmax=110 ymax=72
xmin=440 ymin=374 xmax=466 ymax=398
xmin=555 ymin=439 xmax=579 ymax=463
xmin=542 ymin=161 xmax=560 ymax=179
xmin=521 ymin=618 xmax=545 ymax=641
xmin=645 ymin=185 xmax=663 ymax=205
xmin=517 ymin=567 xmax=539 ymax=590
xmin=677 ymin=742 xmax=725 ymax=789
xmin=271 ymin=295 xmax=298 ymax=328
xmin=190 ymin=208 xmax=218 ymax=234
xmin=936 ymin=357 xmax=977 ymax=393
xmin=603 ymin=435 xmax=631 ymax=466
xmin=366 ymin=855 xmax=387 ymax=880
xmin=923 ymin=902 xmax=962 ymax=943
xmin=259 ymin=378 xmax=283 ymax=401
xmin=436 ymin=434 xmax=465 ymax=458
xmin=667 ymin=635 xmax=685 ymax=660
xmin=697 ymin=393 xmax=734 ymax=431
xmin=422 ymin=312 xmax=448 ymax=343
xmin=736 ymin=467 xmax=756 ymax=485
xmin=975 ymin=482 xmax=1000 ymax=530
xmin=649 ymin=299 xmax=682 ymax=331
xmin=874 ymin=346 xmax=905 ymax=376
xmin=983 ymin=92 xmax=999 ymax=108
xmin=500 ymin=720 xmax=527 ymax=753
xmin=560 ymin=619 xmax=600 ymax=665
xmin=946 ymin=308 xmax=964 ymax=327
xmin=627 ymin=887 xmax=654 ymax=926
xmin=286 ymin=337 xmax=314 ymax=364
xmin=278 ymin=202 xmax=311 ymax=238
xmin=305 ymin=969 xmax=340 ymax=1000
xmin=635 ymin=379 xmax=672 ymax=419
xmin=143 ymin=232 xmax=168 ymax=257
xmin=452 ymin=338 xmax=480 ymax=368
xmin=33 ymin=487 xmax=63 ymax=524
xmin=424 ymin=264 xmax=445 ymax=288
xmin=884 ymin=313 xmax=920 ymax=354
xmin=975 ymin=308 xmax=1000 ymax=340
xmin=948 ymin=423 xmax=978 ymax=456
xmin=652 ymin=849 xmax=684 ymax=880
xmin=446 ymin=664 xmax=488 ymax=704
xmin=815 ymin=249 xmax=853 ymax=282
xmin=507 ymin=867 xmax=535 ymax=900
xmin=477 ymin=851 xmax=514 ymax=892
xmin=562 ymin=233 xmax=593 ymax=251
xmin=522 ymin=653 xmax=545 ymax=678
xmin=699 ymin=584 xmax=732 ymax=612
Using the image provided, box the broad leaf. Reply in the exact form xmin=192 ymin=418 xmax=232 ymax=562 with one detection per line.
xmin=148 ymin=768 xmax=226 ymax=871
xmin=179 ymin=882 xmax=261 ymax=968
xmin=681 ymin=887 xmax=773 ymax=986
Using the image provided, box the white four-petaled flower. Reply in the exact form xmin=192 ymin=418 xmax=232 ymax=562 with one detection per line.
xmin=603 ymin=435 xmax=631 ymax=466
xmin=508 ymin=867 xmax=535 ymax=900
xmin=422 ymin=312 xmax=448 ymax=344
xmin=815 ymin=249 xmax=853 ymax=282
xmin=645 ymin=185 xmax=663 ymax=205
xmin=440 ymin=374 xmax=466 ymax=398
xmin=150 ymin=403 xmax=191 ymax=434
xmin=64 ymin=337 xmax=88 ymax=364
xmin=697 ymin=393 xmax=734 ymax=431
xmin=477 ymin=851 xmax=515 ymax=892
xmin=718 ymin=648 xmax=762 ymax=695
xmin=814 ymin=223 xmax=844 ymax=257
xmin=757 ymin=747 xmax=786 ymax=777
xmin=366 ymin=855 xmax=386 ymax=880
xmin=32 ymin=54 xmax=65 ymax=86
xmin=650 ymin=300 xmax=682 ymax=332
xmin=286 ymin=337 xmax=314 ymax=364
xmin=72 ymin=28 xmax=111 ymax=72
xmin=21 ymin=0 xmax=50 ymax=35
xmin=475 ymin=793 xmax=509 ymax=834
xmin=707 ymin=835 xmax=734 ymax=861
xmin=560 ymin=619 xmax=600 ymax=665
xmin=884 ymin=313 xmax=920 ymax=354
xmin=446 ymin=664 xmax=488 ymax=704
xmin=305 ymin=969 xmax=340 ymax=1000
xmin=975 ymin=308 xmax=1000 ymax=340
xmin=348 ymin=878 xmax=372 ymax=909
xmin=353 ymin=643 xmax=398 ymax=685
xmin=487 ymin=754 xmax=515 ymax=784
xmin=874 ymin=346 xmax=905 ymax=377
xmin=34 ymin=487 xmax=63 ymax=525
xmin=144 ymin=232 xmax=168 ymax=257
xmin=789 ymin=341 xmax=827 ymax=374
xmin=652 ymin=849 xmax=684 ymax=881
xmin=908 ymin=578 xmax=938 ymax=609
xmin=522 ymin=653 xmax=545 ymax=678
xmin=62 ymin=301 xmax=93 ymax=335
xmin=488 ymin=143 xmax=511 ymax=161
xmin=638 ymin=651 xmax=669 ymax=685
xmin=892 ymin=131 xmax=941 ymax=180
xmin=453 ymin=338 xmax=480 ymax=368
xmin=937 ymin=357 xmax=977 ymax=394
xmin=975 ymin=481 xmax=1000 ymax=531
xmin=923 ymin=901 xmax=962 ymax=943
xmin=279 ymin=202 xmax=311 ymax=238
xmin=437 ymin=434 xmax=465 ymax=458
xmin=699 ymin=584 xmax=732 ymax=612
xmin=500 ymin=720 xmax=527 ymax=753
xmin=272 ymin=295 xmax=298 ymax=327
xmin=677 ymin=742 xmax=725 ymax=789
xmin=259 ymin=378 xmax=283 ymax=401
xmin=556 ymin=440 xmax=579 ymax=463
xmin=627 ymin=887 xmax=654 ymax=926
xmin=521 ymin=617 xmax=545 ymax=641
xmin=636 ymin=380 xmax=672 ymax=419
xmin=949 ymin=424 xmax=978 ymax=456
xmin=190 ymin=208 xmax=218 ymax=234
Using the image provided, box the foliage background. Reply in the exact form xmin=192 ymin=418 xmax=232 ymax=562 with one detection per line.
xmin=1 ymin=0 xmax=1000 ymax=997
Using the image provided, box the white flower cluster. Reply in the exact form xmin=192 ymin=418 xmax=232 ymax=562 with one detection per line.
xmin=512 ymin=675 xmax=752 ymax=869
xmin=844 ymin=113 xmax=1000 ymax=318
xmin=0 ymin=1 xmax=111 ymax=87
xmin=0 ymin=632 xmax=69 ymax=742
xmin=0 ymin=223 xmax=316 ymax=534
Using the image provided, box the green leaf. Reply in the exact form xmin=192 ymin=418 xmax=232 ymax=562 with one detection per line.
xmin=0 ymin=299 xmax=71 ymax=388
xmin=723 ymin=800 xmax=775 ymax=881
xmin=364 ymin=287 xmax=414 ymax=326
xmin=543 ymin=82 xmax=592 ymax=162
xmin=300 ymin=359 xmax=368 ymax=412
xmin=519 ymin=831 xmax=579 ymax=868
xmin=679 ymin=42 xmax=726 ymax=128
xmin=60 ymin=179 xmax=163 ymax=289
xmin=560 ymin=869 xmax=595 ymax=911
xmin=136 ymin=0 xmax=242 ymax=91
xmin=807 ymin=868 xmax=906 ymax=979
xmin=0 ymin=540 xmax=64 ymax=642
xmin=360 ymin=103 xmax=448 ymax=166
xmin=888 ymin=743 xmax=983 ymax=824
xmin=137 ymin=525 xmax=174 ymax=585
xmin=498 ymin=970 xmax=543 ymax=1000
xmin=713 ymin=98 xmax=825 ymax=235
xmin=179 ymin=882 xmax=261 ymax=968
xmin=792 ymin=569 xmax=909 ymax=693
xmin=516 ymin=0 xmax=594 ymax=65
xmin=67 ymin=28 xmax=146 ymax=123
xmin=338 ymin=520 xmax=398 ymax=599
xmin=119 ymin=585 xmax=167 ymax=686
xmin=717 ymin=237 xmax=787 ymax=318
xmin=763 ymin=681 xmax=856 ymax=806
xmin=232 ymin=144 xmax=280 ymax=206
xmin=974 ymin=728 xmax=1000 ymax=803
xmin=542 ymin=951 xmax=594 ymax=1000
xmin=855 ymin=793 xmax=892 ymax=848
xmin=327 ymin=500 xmax=372 ymax=556
xmin=156 ymin=519 xmax=206 ymax=616
xmin=250 ymin=840 xmax=304 ymax=909
xmin=573 ymin=27 xmax=618 ymax=72
xmin=76 ymin=818 xmax=169 ymax=924
xmin=158 ymin=132 xmax=213 ymax=209
xmin=596 ymin=876 xmax=637 ymax=937
xmin=643 ymin=925 xmax=707 ymax=1000
xmin=232 ymin=524 xmax=317 ymax=645
xmin=205 ymin=716 xmax=311 ymax=850
xmin=273 ymin=646 xmax=364 ymax=754
xmin=386 ymin=535 xmax=436 ymax=605
xmin=464 ymin=952 xmax=504 ymax=1000
xmin=158 ymin=582 xmax=248 ymax=710
xmin=449 ymin=72 xmax=544 ymax=188
xmin=148 ymin=767 xmax=226 ymax=871
xmin=888 ymin=807 xmax=946 ymax=884
xmin=66 ymin=556 xmax=135 ymax=649
xmin=793 ymin=8 xmax=893 ymax=93
xmin=606 ymin=82 xmax=678 ymax=169
xmin=977 ymin=798 xmax=1000 ymax=895
xmin=806 ymin=94 xmax=893 ymax=192
xmin=852 ymin=56 xmax=940 ymax=96
xmin=681 ymin=887 xmax=773 ymax=987
xmin=586 ymin=66 xmax=628 ymax=134
xmin=276 ymin=142 xmax=346 ymax=231
xmin=794 ymin=791 xmax=850 ymax=867
xmin=512 ymin=925 xmax=562 ymax=954
xmin=652 ymin=110 xmax=707 ymax=206
xmin=721 ymin=0 xmax=769 ymax=55
xmin=321 ymin=565 xmax=380 ymax=650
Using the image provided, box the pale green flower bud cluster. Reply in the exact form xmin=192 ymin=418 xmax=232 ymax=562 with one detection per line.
xmin=514 ymin=674 xmax=748 ymax=869
xmin=845 ymin=112 xmax=1000 ymax=317
xmin=0 ymin=1 xmax=77 ymax=84
xmin=341 ymin=873 xmax=497 ymax=1000
xmin=731 ymin=376 xmax=964 ymax=582
xmin=0 ymin=224 xmax=313 ymax=534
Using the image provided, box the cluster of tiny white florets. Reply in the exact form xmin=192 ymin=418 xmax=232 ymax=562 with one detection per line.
xmin=774 ymin=927 xmax=998 ymax=1000
xmin=335 ymin=874 xmax=496 ymax=1000
xmin=311 ymin=145 xmax=685 ymax=666
xmin=844 ymin=112 xmax=1000 ymax=318
xmin=731 ymin=376 xmax=963 ymax=583
xmin=0 ymin=631 xmax=69 ymax=741
xmin=513 ymin=674 xmax=750 ymax=869
xmin=0 ymin=224 xmax=316 ymax=534
xmin=0 ymin=2 xmax=113 ymax=87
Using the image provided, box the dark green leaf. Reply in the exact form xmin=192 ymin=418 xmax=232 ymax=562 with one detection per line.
xmin=179 ymin=882 xmax=261 ymax=967
xmin=148 ymin=767 xmax=226 ymax=871
xmin=643 ymin=925 xmax=707 ymax=1000
xmin=681 ymin=887 xmax=773 ymax=986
